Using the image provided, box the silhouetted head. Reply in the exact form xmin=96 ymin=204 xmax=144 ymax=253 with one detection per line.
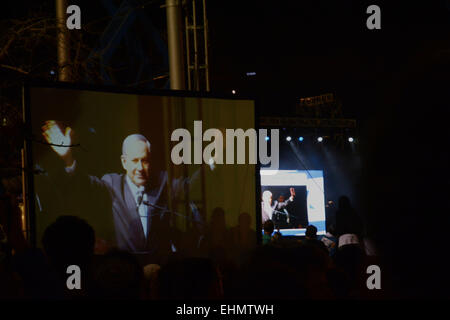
xmin=238 ymin=212 xmax=251 ymax=229
xmin=273 ymin=231 xmax=282 ymax=242
xmin=263 ymin=220 xmax=274 ymax=235
xmin=158 ymin=257 xmax=223 ymax=299
xmin=327 ymin=223 xmax=336 ymax=236
xmin=338 ymin=196 xmax=351 ymax=210
xmin=42 ymin=216 xmax=95 ymax=271
xmin=211 ymin=207 xmax=226 ymax=229
xmin=305 ymin=225 xmax=318 ymax=239
xmin=90 ymin=250 xmax=144 ymax=299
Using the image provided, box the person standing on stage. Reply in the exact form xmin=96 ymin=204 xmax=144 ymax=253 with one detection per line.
xmin=261 ymin=187 xmax=295 ymax=224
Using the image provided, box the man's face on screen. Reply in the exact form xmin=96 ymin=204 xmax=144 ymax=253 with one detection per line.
xmin=262 ymin=191 xmax=272 ymax=204
xmin=121 ymin=140 xmax=150 ymax=187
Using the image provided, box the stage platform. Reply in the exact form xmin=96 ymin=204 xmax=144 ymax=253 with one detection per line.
xmin=263 ymin=220 xmax=326 ymax=237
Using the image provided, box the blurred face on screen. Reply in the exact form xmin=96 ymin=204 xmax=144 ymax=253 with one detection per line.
xmin=121 ymin=140 xmax=150 ymax=187
xmin=262 ymin=190 xmax=272 ymax=205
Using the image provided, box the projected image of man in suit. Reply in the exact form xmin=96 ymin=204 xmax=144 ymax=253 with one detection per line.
xmin=121 ymin=135 xmax=151 ymax=188
xmin=42 ymin=121 xmax=174 ymax=258
xmin=119 ymin=134 xmax=154 ymax=246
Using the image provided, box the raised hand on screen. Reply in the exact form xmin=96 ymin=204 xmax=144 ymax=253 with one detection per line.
xmin=290 ymin=187 xmax=295 ymax=198
xmin=41 ymin=120 xmax=74 ymax=165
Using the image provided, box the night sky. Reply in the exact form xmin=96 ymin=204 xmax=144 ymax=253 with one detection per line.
xmin=2 ymin=0 xmax=449 ymax=123
xmin=207 ymin=1 xmax=450 ymax=120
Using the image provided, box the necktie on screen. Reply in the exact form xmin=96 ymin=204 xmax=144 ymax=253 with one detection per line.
xmin=136 ymin=188 xmax=148 ymax=239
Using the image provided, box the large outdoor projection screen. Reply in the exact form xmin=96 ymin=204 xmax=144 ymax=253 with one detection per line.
xmin=25 ymin=85 xmax=257 ymax=262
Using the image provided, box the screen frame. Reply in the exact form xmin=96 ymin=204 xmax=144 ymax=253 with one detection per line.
xmin=22 ymin=80 xmax=262 ymax=248
xmin=260 ymin=169 xmax=327 ymax=236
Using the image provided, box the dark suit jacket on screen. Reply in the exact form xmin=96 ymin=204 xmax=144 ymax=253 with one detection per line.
xmin=92 ymin=172 xmax=172 ymax=255
xmin=37 ymin=160 xmax=198 ymax=260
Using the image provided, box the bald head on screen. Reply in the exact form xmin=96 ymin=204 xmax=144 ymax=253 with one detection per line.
xmin=121 ymin=134 xmax=151 ymax=187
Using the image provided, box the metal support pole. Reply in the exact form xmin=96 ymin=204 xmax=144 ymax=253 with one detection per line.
xmin=20 ymin=148 xmax=26 ymax=239
xmin=185 ymin=13 xmax=192 ymax=90
xmin=192 ymin=0 xmax=199 ymax=90
xmin=202 ymin=0 xmax=210 ymax=91
xmin=166 ymin=0 xmax=185 ymax=90
xmin=56 ymin=0 xmax=71 ymax=81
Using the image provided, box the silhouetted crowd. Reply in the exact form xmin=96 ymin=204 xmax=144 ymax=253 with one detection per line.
xmin=0 ymin=195 xmax=386 ymax=300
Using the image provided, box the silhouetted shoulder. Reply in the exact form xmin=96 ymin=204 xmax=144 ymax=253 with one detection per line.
xmin=101 ymin=173 xmax=124 ymax=187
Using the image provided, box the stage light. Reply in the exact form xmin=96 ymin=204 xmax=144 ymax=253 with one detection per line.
xmin=286 ymin=136 xmax=292 ymax=142
xmin=298 ymin=136 xmax=304 ymax=142
xmin=232 ymin=89 xmax=236 ymax=94
xmin=348 ymin=137 xmax=354 ymax=142
xmin=317 ymin=137 xmax=323 ymax=142
xmin=265 ymin=136 xmax=270 ymax=141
